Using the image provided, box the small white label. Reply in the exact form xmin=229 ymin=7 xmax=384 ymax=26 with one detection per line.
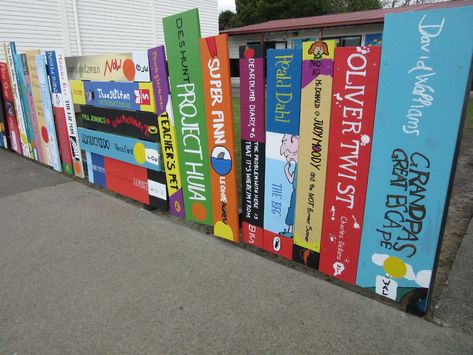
xmin=375 ymin=275 xmax=397 ymax=301
xmin=11 ymin=131 xmax=18 ymax=152
xmin=145 ymin=148 xmax=160 ymax=166
xmin=272 ymin=236 xmax=281 ymax=252
xmin=148 ymin=180 xmax=166 ymax=200
xmin=134 ymin=90 xmax=141 ymax=104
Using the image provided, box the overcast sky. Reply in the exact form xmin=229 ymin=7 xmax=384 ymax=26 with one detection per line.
xmin=218 ymin=0 xmax=236 ymax=12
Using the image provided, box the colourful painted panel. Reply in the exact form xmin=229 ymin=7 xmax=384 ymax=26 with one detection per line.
xmin=0 ymin=81 xmax=7 ymax=148
xmin=0 ymin=62 xmax=22 ymax=154
xmin=85 ymin=151 xmax=95 ymax=184
xmin=65 ymin=52 xmax=150 ymax=82
xmin=148 ymin=45 xmax=185 ymax=218
xmin=356 ymin=7 xmax=473 ymax=312
xmin=0 ymin=108 xmax=6 ymax=148
xmin=36 ymin=53 xmax=62 ymax=172
xmin=318 ymin=46 xmax=381 ymax=283
xmin=163 ymin=9 xmax=213 ymax=226
xmin=365 ymin=33 xmax=382 ymax=47
xmin=78 ymin=127 xmax=162 ymax=171
xmin=200 ymin=34 xmax=239 ymax=242
xmin=89 ymin=152 xmax=106 ymax=188
xmin=263 ymin=48 xmax=302 ymax=259
xmin=4 ymin=43 xmax=31 ymax=157
xmin=70 ymin=80 xmax=156 ymax=113
xmin=78 ymin=105 xmax=159 ymax=142
xmin=14 ymin=54 xmax=38 ymax=160
xmin=46 ymin=50 xmax=74 ymax=175
xmin=293 ymin=40 xmax=335 ymax=255
xmin=239 ymin=44 xmax=266 ymax=247
xmin=25 ymin=50 xmax=52 ymax=165
xmin=51 ymin=50 xmax=85 ymax=178
xmin=104 ymin=157 xmax=168 ymax=210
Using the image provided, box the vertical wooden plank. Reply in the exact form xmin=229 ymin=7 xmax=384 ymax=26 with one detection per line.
xmin=46 ymin=50 xmax=74 ymax=175
xmin=26 ymin=49 xmax=52 ymax=166
xmin=319 ymin=46 xmax=381 ymax=283
xmin=163 ymin=9 xmax=213 ymax=226
xmin=356 ymin=6 xmax=473 ymax=313
xmin=148 ymin=45 xmax=185 ymax=218
xmin=293 ymin=40 xmax=335 ymax=260
xmin=0 ymin=62 xmax=21 ymax=154
xmin=4 ymin=43 xmax=32 ymax=158
xmin=263 ymin=48 xmax=302 ymax=260
xmin=36 ymin=53 xmax=62 ymax=172
xmin=16 ymin=54 xmax=40 ymax=161
xmin=200 ymin=34 xmax=240 ymax=242
xmin=55 ymin=50 xmax=85 ymax=178
xmin=239 ymin=44 xmax=266 ymax=247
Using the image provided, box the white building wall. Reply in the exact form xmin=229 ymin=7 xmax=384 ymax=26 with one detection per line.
xmin=0 ymin=0 xmax=69 ymax=59
xmin=0 ymin=0 xmax=218 ymax=60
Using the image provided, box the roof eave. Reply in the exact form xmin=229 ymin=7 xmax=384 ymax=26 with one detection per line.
xmin=223 ymin=18 xmax=384 ymax=36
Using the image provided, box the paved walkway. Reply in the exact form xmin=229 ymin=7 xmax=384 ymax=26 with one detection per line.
xmin=0 ymin=150 xmax=472 ymax=354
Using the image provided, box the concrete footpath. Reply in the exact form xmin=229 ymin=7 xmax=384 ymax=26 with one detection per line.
xmin=0 ymin=150 xmax=472 ymax=354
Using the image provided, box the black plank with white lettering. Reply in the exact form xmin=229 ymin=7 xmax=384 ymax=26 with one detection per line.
xmin=241 ymin=140 xmax=265 ymax=227
xmin=78 ymin=105 xmax=159 ymax=142
xmin=148 ymin=169 xmax=168 ymax=210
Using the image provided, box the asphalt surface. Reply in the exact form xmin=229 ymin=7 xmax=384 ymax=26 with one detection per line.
xmin=434 ymin=217 xmax=473 ymax=335
xmin=1 ymin=149 xmax=472 ymax=354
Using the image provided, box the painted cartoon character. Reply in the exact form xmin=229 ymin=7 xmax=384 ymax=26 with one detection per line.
xmin=308 ymin=41 xmax=329 ymax=60
xmin=280 ymin=134 xmax=298 ymax=237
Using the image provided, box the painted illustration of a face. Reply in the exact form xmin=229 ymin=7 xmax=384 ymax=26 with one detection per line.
xmin=280 ymin=134 xmax=299 ymax=162
xmin=308 ymin=41 xmax=329 ymax=60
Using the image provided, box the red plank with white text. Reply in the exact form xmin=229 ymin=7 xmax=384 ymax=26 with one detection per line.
xmin=319 ymin=46 xmax=381 ymax=284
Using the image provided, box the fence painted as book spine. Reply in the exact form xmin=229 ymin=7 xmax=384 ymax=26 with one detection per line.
xmin=78 ymin=127 xmax=162 ymax=171
xmin=14 ymin=54 xmax=39 ymax=160
xmin=25 ymin=50 xmax=52 ymax=166
xmin=148 ymin=45 xmax=185 ymax=218
xmin=200 ymin=34 xmax=239 ymax=242
xmin=46 ymin=50 xmax=74 ymax=175
xmin=36 ymin=53 xmax=62 ymax=172
xmin=163 ymin=9 xmax=213 ymax=226
xmin=54 ymin=49 xmax=85 ymax=178
xmin=356 ymin=7 xmax=473 ymax=313
xmin=78 ymin=105 xmax=159 ymax=142
xmin=0 ymin=62 xmax=22 ymax=154
xmin=70 ymin=80 xmax=156 ymax=113
xmin=4 ymin=43 xmax=32 ymax=157
xmin=66 ymin=52 xmax=150 ymax=82
xmin=87 ymin=152 xmax=167 ymax=209
xmin=319 ymin=46 xmax=381 ymax=283
xmin=293 ymin=40 xmax=336 ymax=260
xmin=239 ymin=44 xmax=265 ymax=247
xmin=263 ymin=48 xmax=302 ymax=260
xmin=0 ymin=78 xmax=7 ymax=148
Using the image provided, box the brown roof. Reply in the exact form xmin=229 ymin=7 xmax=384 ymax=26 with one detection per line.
xmin=222 ymin=0 xmax=473 ymax=35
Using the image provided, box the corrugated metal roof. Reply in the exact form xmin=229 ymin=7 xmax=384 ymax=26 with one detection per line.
xmin=222 ymin=0 xmax=473 ymax=35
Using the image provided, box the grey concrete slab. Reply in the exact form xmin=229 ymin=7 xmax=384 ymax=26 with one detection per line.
xmin=0 ymin=150 xmax=71 ymax=198
xmin=0 ymin=180 xmax=472 ymax=354
xmin=434 ymin=217 xmax=473 ymax=335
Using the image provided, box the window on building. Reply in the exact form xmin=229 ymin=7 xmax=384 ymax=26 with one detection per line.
xmin=234 ymin=40 xmax=287 ymax=78
xmin=230 ymin=59 xmax=240 ymax=78
xmin=322 ymin=35 xmax=362 ymax=47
